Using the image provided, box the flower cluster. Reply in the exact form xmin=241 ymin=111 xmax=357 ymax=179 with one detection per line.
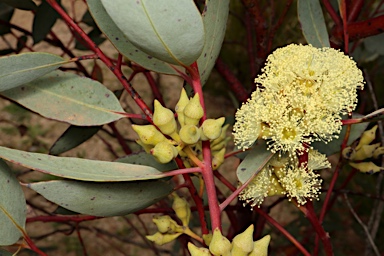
xmin=234 ymin=44 xmax=364 ymax=154
xmin=239 ymin=150 xmax=329 ymax=206
xmin=133 ymin=89 xmax=229 ymax=170
xmin=234 ymin=44 xmax=364 ymax=206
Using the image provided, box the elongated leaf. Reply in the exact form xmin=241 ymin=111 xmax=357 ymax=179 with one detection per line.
xmin=0 ymin=249 xmax=13 ymax=255
xmin=298 ymin=0 xmax=330 ymax=48
xmin=0 ymin=146 xmax=167 ymax=182
xmin=87 ymin=0 xmax=179 ymax=74
xmin=0 ymin=0 xmax=36 ymax=10
xmin=32 ymin=0 xmax=60 ymax=44
xmin=237 ymin=141 xmax=274 ymax=184
xmin=0 ymin=159 xmax=26 ymax=246
xmin=100 ymin=0 xmax=205 ymax=66
xmin=28 ymin=179 xmax=173 ymax=216
xmin=116 ymin=152 xmax=178 ymax=172
xmin=49 ymin=125 xmax=101 ymax=155
xmin=312 ymin=114 xmax=369 ymax=156
xmin=0 ymin=53 xmax=65 ymax=91
xmin=197 ymin=0 xmax=230 ymax=86
xmin=1 ymin=70 xmax=126 ymax=126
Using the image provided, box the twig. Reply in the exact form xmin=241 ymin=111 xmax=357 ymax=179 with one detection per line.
xmin=343 ymin=194 xmax=380 ymax=256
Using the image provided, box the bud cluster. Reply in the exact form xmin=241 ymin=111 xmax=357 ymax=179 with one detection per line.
xmin=132 ymin=89 xmax=229 ymax=169
xmin=342 ymin=125 xmax=384 ymax=174
xmin=188 ymin=225 xmax=271 ymax=256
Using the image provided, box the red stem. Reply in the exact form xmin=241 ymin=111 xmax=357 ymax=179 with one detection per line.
xmin=108 ymin=123 xmax=132 ymax=155
xmin=348 ymin=0 xmax=364 ymax=22
xmin=322 ymin=0 xmax=342 ymax=27
xmin=187 ymin=62 xmax=222 ymax=231
xmin=144 ymin=71 xmax=165 ymax=106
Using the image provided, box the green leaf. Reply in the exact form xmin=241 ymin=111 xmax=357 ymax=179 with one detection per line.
xmin=28 ymin=179 xmax=173 ymax=216
xmin=312 ymin=114 xmax=369 ymax=156
xmin=0 ymin=52 xmax=65 ymax=92
xmin=0 ymin=248 xmax=13 ymax=256
xmin=0 ymin=146 xmax=167 ymax=182
xmin=297 ymin=0 xmax=330 ymax=48
xmin=0 ymin=0 xmax=36 ymax=10
xmin=100 ymin=0 xmax=205 ymax=66
xmin=236 ymin=141 xmax=274 ymax=184
xmin=116 ymin=152 xmax=178 ymax=172
xmin=87 ymin=0 xmax=179 ymax=74
xmin=0 ymin=3 xmax=14 ymax=36
xmin=197 ymin=0 xmax=230 ymax=86
xmin=0 ymin=159 xmax=26 ymax=246
xmin=32 ymin=0 xmax=60 ymax=44
xmin=1 ymin=70 xmax=126 ymax=126
xmin=49 ymin=125 xmax=101 ymax=155
xmin=364 ymin=32 xmax=384 ymax=56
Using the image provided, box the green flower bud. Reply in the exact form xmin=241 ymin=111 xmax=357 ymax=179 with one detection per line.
xmin=211 ymin=138 xmax=230 ymax=152
xmin=249 ymin=235 xmax=271 ymax=256
xmin=373 ymin=146 xmax=384 ymax=159
xmin=201 ymin=117 xmax=225 ymax=141
xmin=153 ymin=100 xmax=177 ymax=135
xmin=342 ymin=147 xmax=355 ymax=160
xmin=267 ymin=175 xmax=285 ymax=196
xmin=349 ymin=161 xmax=384 ymax=174
xmin=152 ymin=215 xmax=180 ymax=234
xmin=203 ymin=233 xmax=213 ymax=246
xmin=172 ymin=194 xmax=191 ymax=226
xmin=183 ymin=93 xmax=204 ymax=126
xmin=212 ymin=148 xmax=226 ymax=170
xmin=151 ymin=141 xmax=178 ymax=164
xmin=188 ymin=243 xmax=211 ymax=256
xmin=132 ymin=124 xmax=166 ymax=146
xmin=179 ymin=125 xmax=201 ymax=145
xmin=231 ymin=224 xmax=254 ymax=256
xmin=350 ymin=143 xmax=380 ymax=161
xmin=146 ymin=232 xmax=182 ymax=245
xmin=135 ymin=139 xmax=152 ymax=153
xmin=209 ymin=228 xmax=232 ymax=256
xmin=211 ymin=124 xmax=229 ymax=147
xmin=356 ymin=125 xmax=378 ymax=150
xmin=175 ymin=88 xmax=190 ymax=126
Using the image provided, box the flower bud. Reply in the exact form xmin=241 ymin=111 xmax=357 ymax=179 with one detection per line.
xmin=200 ymin=117 xmax=225 ymax=141
xmin=172 ymin=194 xmax=191 ymax=226
xmin=212 ymin=148 xmax=226 ymax=170
xmin=211 ymin=124 xmax=229 ymax=147
xmin=153 ymin=100 xmax=177 ymax=135
xmin=249 ymin=235 xmax=271 ymax=256
xmin=151 ymin=141 xmax=178 ymax=164
xmin=211 ymin=138 xmax=230 ymax=152
xmin=373 ymin=146 xmax=384 ymax=159
xmin=349 ymin=161 xmax=384 ymax=174
xmin=132 ymin=124 xmax=166 ymax=146
xmin=342 ymin=147 xmax=355 ymax=160
xmin=135 ymin=139 xmax=152 ymax=153
xmin=203 ymin=233 xmax=212 ymax=246
xmin=209 ymin=228 xmax=232 ymax=256
xmin=175 ymin=88 xmax=190 ymax=126
xmin=231 ymin=225 xmax=254 ymax=256
xmin=146 ymin=232 xmax=182 ymax=245
xmin=350 ymin=143 xmax=380 ymax=161
xmin=183 ymin=93 xmax=204 ymax=126
xmin=179 ymin=125 xmax=201 ymax=145
xmin=267 ymin=175 xmax=285 ymax=196
xmin=152 ymin=215 xmax=179 ymax=233
xmin=188 ymin=242 xmax=211 ymax=256
xmin=356 ymin=125 xmax=378 ymax=150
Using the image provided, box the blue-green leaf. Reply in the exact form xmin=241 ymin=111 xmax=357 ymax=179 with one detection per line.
xmin=236 ymin=141 xmax=274 ymax=184
xmin=28 ymin=179 xmax=173 ymax=216
xmin=0 ymin=160 xmax=26 ymax=246
xmin=0 ymin=53 xmax=65 ymax=92
xmin=49 ymin=125 xmax=101 ymax=155
xmin=298 ymin=0 xmax=330 ymax=48
xmin=116 ymin=152 xmax=178 ymax=172
xmin=1 ymin=70 xmax=125 ymax=126
xmin=87 ymin=0 xmax=179 ymax=74
xmin=32 ymin=0 xmax=60 ymax=44
xmin=197 ymin=0 xmax=230 ymax=86
xmin=0 ymin=146 xmax=167 ymax=182
xmin=100 ymin=0 xmax=205 ymax=66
